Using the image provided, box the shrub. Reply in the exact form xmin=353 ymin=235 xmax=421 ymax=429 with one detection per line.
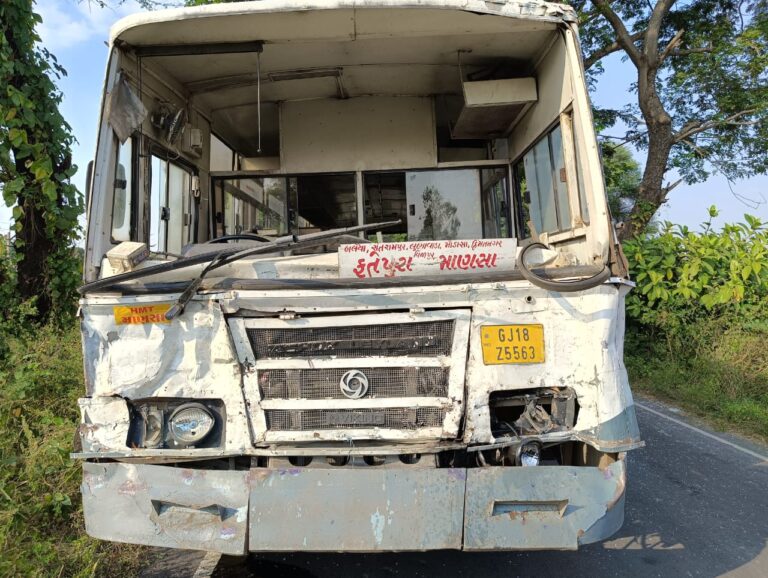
xmin=0 ymin=324 xmax=145 ymax=577
xmin=623 ymin=207 xmax=768 ymax=343
xmin=623 ymin=209 xmax=768 ymax=439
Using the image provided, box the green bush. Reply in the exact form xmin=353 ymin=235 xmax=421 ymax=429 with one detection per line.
xmin=623 ymin=209 xmax=768 ymax=439
xmin=0 ymin=324 xmax=145 ymax=577
xmin=624 ymin=207 xmax=768 ymax=339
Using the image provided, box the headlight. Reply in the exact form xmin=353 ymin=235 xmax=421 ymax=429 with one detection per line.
xmin=517 ymin=441 xmax=541 ymax=466
xmin=168 ymin=403 xmax=215 ymax=445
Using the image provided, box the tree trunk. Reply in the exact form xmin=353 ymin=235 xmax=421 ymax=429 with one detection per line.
xmin=16 ymin=194 xmax=54 ymax=318
xmin=618 ymin=65 xmax=674 ymax=240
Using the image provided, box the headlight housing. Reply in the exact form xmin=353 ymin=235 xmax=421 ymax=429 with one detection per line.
xmin=128 ymin=399 xmax=225 ymax=449
xmin=169 ymin=403 xmax=215 ymax=445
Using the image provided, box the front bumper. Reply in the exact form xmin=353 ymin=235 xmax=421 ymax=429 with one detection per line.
xmin=81 ymin=456 xmax=626 ymax=554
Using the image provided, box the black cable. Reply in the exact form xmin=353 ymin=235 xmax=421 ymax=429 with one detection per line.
xmin=517 ymin=242 xmax=611 ymax=292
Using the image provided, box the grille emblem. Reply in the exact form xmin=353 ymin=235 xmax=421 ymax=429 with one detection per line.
xmin=339 ymin=370 xmax=369 ymax=399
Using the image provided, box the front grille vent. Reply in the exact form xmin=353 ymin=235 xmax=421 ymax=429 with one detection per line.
xmin=259 ymin=367 xmax=449 ymax=400
xmin=265 ymin=408 xmax=445 ymax=431
xmin=247 ymin=320 xmax=454 ymax=359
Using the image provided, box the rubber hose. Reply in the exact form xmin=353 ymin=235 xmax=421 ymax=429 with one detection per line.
xmin=517 ymin=242 xmax=612 ymax=292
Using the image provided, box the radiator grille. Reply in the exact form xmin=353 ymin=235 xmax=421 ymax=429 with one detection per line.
xmin=265 ymin=408 xmax=445 ymax=431
xmin=247 ymin=320 xmax=454 ymax=359
xmin=259 ymin=367 xmax=449 ymax=399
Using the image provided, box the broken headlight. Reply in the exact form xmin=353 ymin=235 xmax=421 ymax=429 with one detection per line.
xmin=128 ymin=399 xmax=225 ymax=449
xmin=517 ymin=441 xmax=542 ymax=466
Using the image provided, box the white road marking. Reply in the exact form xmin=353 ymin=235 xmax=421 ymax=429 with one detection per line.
xmin=635 ymin=402 xmax=768 ymax=463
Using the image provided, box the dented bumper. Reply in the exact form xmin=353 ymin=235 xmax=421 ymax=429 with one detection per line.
xmin=81 ymin=456 xmax=626 ymax=554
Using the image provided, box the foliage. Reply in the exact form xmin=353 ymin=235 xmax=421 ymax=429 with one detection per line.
xmin=571 ymin=0 xmax=768 ymax=237
xmin=623 ymin=210 xmax=768 ymax=439
xmin=416 ymin=186 xmax=461 ymax=240
xmin=0 ymin=324 xmax=146 ymax=577
xmin=601 ymin=142 xmax=641 ymax=223
xmin=624 ymin=208 xmax=768 ymax=338
xmin=626 ymin=319 xmax=768 ymax=439
xmin=0 ymin=0 xmax=84 ymax=323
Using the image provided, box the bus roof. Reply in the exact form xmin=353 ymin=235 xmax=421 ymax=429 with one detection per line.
xmin=110 ymin=0 xmax=577 ymax=47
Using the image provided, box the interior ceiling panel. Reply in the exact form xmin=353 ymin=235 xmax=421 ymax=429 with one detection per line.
xmin=146 ymin=30 xmax=553 ymax=116
xmin=149 ymin=31 xmax=552 ymax=86
xmin=212 ymin=103 xmax=280 ymax=157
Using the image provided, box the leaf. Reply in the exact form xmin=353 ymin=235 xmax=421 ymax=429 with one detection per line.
xmin=2 ymin=177 xmax=25 ymax=205
xmin=41 ymin=180 xmax=57 ymax=202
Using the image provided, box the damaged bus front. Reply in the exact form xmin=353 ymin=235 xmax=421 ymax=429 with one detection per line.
xmin=76 ymin=0 xmax=642 ymax=554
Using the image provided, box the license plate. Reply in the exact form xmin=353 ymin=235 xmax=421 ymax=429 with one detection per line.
xmin=480 ymin=324 xmax=545 ymax=365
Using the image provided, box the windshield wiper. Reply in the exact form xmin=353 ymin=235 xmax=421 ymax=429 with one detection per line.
xmin=79 ymin=220 xmax=399 ymax=308
xmin=164 ymin=220 xmax=400 ymax=319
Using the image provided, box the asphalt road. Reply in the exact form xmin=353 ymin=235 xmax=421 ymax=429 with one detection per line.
xmin=144 ymin=396 xmax=768 ymax=578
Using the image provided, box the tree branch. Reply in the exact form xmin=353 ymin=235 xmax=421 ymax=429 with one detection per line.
xmin=590 ymin=0 xmax=643 ymax=66
xmin=673 ymin=109 xmax=758 ymax=143
xmin=646 ymin=0 xmax=679 ymax=64
xmin=584 ymin=30 xmax=645 ymax=69
xmin=663 ymin=178 xmax=683 ymax=195
xmin=668 ymin=45 xmax=714 ymax=57
xmin=658 ymin=29 xmax=684 ymax=63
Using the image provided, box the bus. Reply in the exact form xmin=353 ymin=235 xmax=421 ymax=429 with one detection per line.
xmin=76 ymin=0 xmax=642 ymax=554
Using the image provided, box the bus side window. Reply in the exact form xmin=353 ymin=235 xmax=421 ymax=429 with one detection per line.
xmin=111 ymin=137 xmax=133 ymax=242
xmin=515 ymin=124 xmax=572 ymax=237
xmin=150 ymin=155 xmax=194 ymax=253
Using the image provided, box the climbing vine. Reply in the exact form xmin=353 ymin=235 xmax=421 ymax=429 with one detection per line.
xmin=0 ymin=0 xmax=83 ymax=323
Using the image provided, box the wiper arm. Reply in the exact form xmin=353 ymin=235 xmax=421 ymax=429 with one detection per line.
xmin=79 ymin=220 xmax=399 ymax=296
xmin=161 ymin=220 xmax=400 ymax=319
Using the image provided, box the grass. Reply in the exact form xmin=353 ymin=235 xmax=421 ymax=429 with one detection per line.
xmin=625 ymin=320 xmax=768 ymax=442
xmin=0 ymin=323 xmax=147 ymax=577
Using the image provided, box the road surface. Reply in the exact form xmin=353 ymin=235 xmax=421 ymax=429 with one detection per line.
xmin=143 ymin=396 xmax=768 ymax=578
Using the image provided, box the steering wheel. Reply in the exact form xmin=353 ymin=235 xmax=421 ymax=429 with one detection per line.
xmin=206 ymin=233 xmax=272 ymax=244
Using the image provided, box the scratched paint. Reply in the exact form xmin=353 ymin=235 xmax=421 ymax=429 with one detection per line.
xmin=370 ymin=509 xmax=386 ymax=545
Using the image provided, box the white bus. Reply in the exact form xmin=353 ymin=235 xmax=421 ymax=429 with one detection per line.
xmin=76 ymin=0 xmax=642 ymax=554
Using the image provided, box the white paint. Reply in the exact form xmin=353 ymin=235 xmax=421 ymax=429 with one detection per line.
xmin=370 ymin=509 xmax=386 ymax=545
xmin=339 ymin=239 xmax=517 ymax=279
xmin=463 ymin=78 xmax=538 ymax=108
xmin=281 ymin=97 xmax=436 ymax=173
xmin=109 ymin=0 xmax=576 ymax=46
xmin=635 ymin=402 xmax=768 ymax=463
xmin=80 ymin=299 xmax=252 ymax=453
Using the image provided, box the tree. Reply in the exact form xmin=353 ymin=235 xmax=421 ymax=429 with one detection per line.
xmin=574 ymin=1 xmax=768 ymax=238
xmin=416 ymin=187 xmax=461 ymax=240
xmin=601 ymin=141 xmax=642 ymax=223
xmin=0 ymin=0 xmax=83 ymax=322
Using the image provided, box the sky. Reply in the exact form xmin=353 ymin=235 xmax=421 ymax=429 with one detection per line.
xmin=1 ymin=0 xmax=767 ymax=235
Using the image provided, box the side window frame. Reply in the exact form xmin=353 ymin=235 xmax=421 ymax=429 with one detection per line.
xmin=512 ymin=119 xmax=583 ymax=239
xmin=146 ymin=142 xmax=198 ymax=253
xmin=110 ymin=135 xmax=137 ymax=243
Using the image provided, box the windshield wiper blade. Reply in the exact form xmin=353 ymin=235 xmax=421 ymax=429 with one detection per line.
xmin=79 ymin=220 xmax=399 ymax=296
xmin=164 ymin=220 xmax=399 ymax=319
